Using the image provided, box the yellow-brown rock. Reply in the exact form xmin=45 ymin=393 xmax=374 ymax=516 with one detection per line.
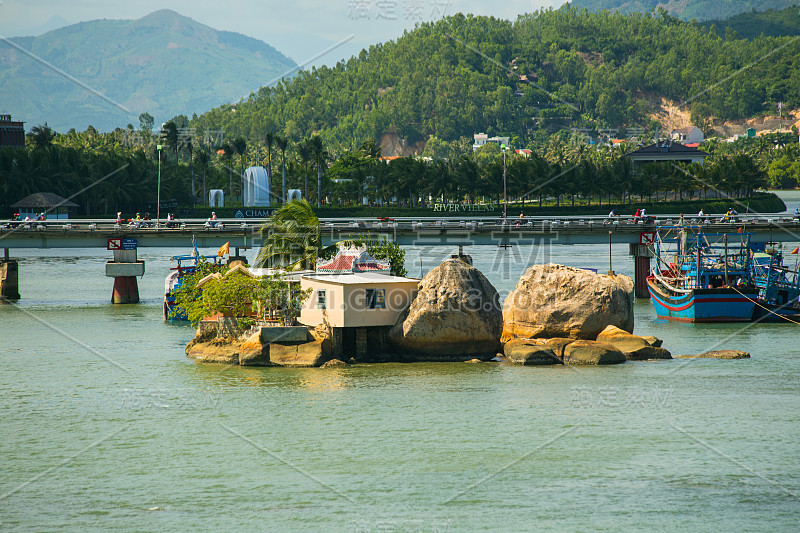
xmin=269 ymin=340 xmax=326 ymax=367
xmin=504 ymin=338 xmax=560 ymax=365
xmin=239 ymin=332 xmax=270 ymax=366
xmin=562 ymin=340 xmax=626 ymax=365
xmin=389 ymin=258 xmax=502 ymax=357
xmin=503 ymin=264 xmax=634 ymax=341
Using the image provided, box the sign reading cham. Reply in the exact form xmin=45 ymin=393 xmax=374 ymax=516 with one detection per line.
xmin=234 ymin=209 xmax=274 ymax=219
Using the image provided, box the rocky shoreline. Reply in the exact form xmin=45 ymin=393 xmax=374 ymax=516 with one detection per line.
xmin=186 ymin=258 xmax=749 ymax=367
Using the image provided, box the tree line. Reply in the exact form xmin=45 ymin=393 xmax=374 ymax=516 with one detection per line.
xmin=190 ymin=8 xmax=800 ymax=152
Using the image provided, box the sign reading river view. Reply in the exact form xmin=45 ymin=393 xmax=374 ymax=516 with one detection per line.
xmin=431 ymin=203 xmax=499 ymax=212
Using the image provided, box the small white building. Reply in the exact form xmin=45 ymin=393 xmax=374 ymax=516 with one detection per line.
xmin=670 ymin=126 xmax=704 ymax=145
xmin=473 ymin=133 xmax=511 ymax=151
xmin=298 ymin=246 xmax=420 ymax=355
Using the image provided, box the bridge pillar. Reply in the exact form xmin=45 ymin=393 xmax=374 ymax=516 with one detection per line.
xmin=105 ymin=247 xmax=145 ymax=304
xmin=629 ymin=244 xmax=654 ymax=299
xmin=1 ymin=248 xmax=20 ymax=300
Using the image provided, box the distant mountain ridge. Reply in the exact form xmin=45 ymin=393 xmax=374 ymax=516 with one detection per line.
xmin=0 ymin=9 xmax=297 ymax=132
xmin=702 ymin=6 xmax=800 ymax=38
xmin=568 ymin=0 xmax=799 ymax=21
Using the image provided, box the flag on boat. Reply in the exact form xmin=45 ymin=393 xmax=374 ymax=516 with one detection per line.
xmin=791 ymin=247 xmax=799 ymax=254
xmin=217 ymin=241 xmax=229 ymax=257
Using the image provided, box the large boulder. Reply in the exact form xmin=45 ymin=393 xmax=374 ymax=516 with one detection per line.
xmin=596 ymin=325 xmax=671 ymax=360
xmin=503 ymin=264 xmax=634 ymax=341
xmin=389 ymin=258 xmax=502 ymax=359
xmin=186 ymin=338 xmax=241 ymax=365
xmin=504 ymin=338 xmax=561 ymax=365
xmin=563 ymin=340 xmax=626 ymax=365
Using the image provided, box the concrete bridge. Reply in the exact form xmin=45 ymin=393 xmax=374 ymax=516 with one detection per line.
xmin=2 ymin=214 xmax=799 ymax=303
xmin=2 ymin=214 xmax=800 ymax=249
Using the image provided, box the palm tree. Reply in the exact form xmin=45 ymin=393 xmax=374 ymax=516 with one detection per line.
xmin=29 ymin=123 xmax=56 ymax=149
xmin=220 ymin=142 xmax=234 ymax=205
xmin=182 ymin=135 xmax=195 ymax=201
xmin=196 ymin=150 xmax=210 ymax=206
xmin=264 ymin=132 xmax=274 ymax=193
xmin=308 ymin=135 xmax=325 ymax=207
xmin=255 ymin=199 xmax=335 ymax=270
xmin=275 ymin=136 xmax=289 ymax=203
xmin=297 ymin=138 xmax=312 ymax=200
xmin=160 ymin=122 xmax=179 ymax=162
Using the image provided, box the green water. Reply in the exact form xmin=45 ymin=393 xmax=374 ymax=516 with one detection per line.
xmin=1 ymin=243 xmax=799 ymax=532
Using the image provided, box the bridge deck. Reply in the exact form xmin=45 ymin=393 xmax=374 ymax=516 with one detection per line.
xmin=2 ymin=215 xmax=799 ymax=248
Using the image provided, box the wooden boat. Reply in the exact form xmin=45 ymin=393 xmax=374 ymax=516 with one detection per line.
xmin=163 ymin=238 xmax=222 ymax=321
xmin=647 ymin=225 xmax=759 ymax=322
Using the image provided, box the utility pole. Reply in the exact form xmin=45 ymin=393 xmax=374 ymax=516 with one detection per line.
xmin=501 ymin=143 xmax=508 ymax=221
xmin=156 ymin=144 xmax=162 ymax=229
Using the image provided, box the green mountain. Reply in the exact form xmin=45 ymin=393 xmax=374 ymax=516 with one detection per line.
xmin=702 ymin=6 xmax=800 ymax=38
xmin=191 ymin=9 xmax=800 ymax=150
xmin=0 ymin=9 xmax=297 ymax=132
xmin=567 ymin=0 xmax=798 ymax=21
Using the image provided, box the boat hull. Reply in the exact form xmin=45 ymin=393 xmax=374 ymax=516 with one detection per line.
xmin=647 ymin=279 xmax=758 ymax=322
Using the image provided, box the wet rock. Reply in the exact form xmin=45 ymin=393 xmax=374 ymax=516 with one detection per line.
xmin=595 ymin=325 xmax=670 ymax=360
xmin=321 ymin=358 xmax=347 ymax=367
xmin=674 ymin=350 xmax=750 ymax=359
xmin=562 ymin=340 xmax=626 ymax=365
xmin=543 ymin=338 xmax=575 ymax=359
xmin=504 ymin=340 xmax=561 ymax=365
xmin=238 ymin=332 xmax=270 ymax=366
xmin=503 ymin=264 xmax=634 ymax=341
xmin=625 ymin=346 xmax=672 ymax=361
xmin=269 ymin=340 xmax=326 ymax=367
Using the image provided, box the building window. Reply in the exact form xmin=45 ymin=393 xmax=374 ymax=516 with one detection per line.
xmin=375 ymin=289 xmax=385 ymax=308
xmin=317 ymin=289 xmax=326 ymax=309
xmin=365 ymin=288 xmax=385 ymax=309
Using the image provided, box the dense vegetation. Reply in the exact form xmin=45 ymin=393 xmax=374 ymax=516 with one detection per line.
xmin=570 ymin=0 xmax=797 ymax=22
xmin=0 ymin=122 xmax=235 ymax=216
xmin=3 ymin=123 xmax=797 ymax=217
xmin=702 ymin=6 xmax=800 ymax=39
xmin=192 ymin=8 xmax=800 ymax=151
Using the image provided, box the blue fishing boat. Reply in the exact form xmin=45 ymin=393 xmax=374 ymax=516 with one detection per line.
xmin=647 ymin=225 xmax=759 ymax=322
xmin=748 ymin=243 xmax=800 ymax=321
xmin=163 ymin=238 xmax=223 ymax=321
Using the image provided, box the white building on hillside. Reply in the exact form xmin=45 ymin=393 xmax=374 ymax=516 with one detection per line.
xmin=473 ymin=133 xmax=510 ymax=151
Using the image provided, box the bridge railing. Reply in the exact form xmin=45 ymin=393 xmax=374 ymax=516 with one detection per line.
xmin=2 ymin=214 xmax=799 ymax=235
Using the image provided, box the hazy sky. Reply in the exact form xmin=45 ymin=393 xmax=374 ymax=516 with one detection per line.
xmin=0 ymin=0 xmax=561 ymax=67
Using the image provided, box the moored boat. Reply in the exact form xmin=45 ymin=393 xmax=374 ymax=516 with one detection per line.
xmin=646 ymin=224 xmax=759 ymax=322
xmin=163 ymin=238 xmax=223 ymax=321
xmin=748 ymin=243 xmax=800 ymax=321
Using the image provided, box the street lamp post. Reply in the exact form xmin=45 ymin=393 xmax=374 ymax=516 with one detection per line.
xmin=156 ymin=144 xmax=162 ymax=229
xmin=501 ymin=143 xmax=508 ymax=221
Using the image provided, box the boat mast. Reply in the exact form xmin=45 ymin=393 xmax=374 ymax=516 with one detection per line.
xmin=723 ymin=234 xmax=729 ymax=287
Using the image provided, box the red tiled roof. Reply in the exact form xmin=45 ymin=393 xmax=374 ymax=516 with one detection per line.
xmin=317 ymin=255 xmax=354 ymax=272
xmin=317 ymin=250 xmax=391 ymax=273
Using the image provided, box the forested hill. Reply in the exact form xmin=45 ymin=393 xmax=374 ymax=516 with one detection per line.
xmin=0 ymin=9 xmax=297 ymax=132
xmin=568 ymin=0 xmax=797 ymax=21
xmin=191 ymin=8 xmax=800 ymax=152
xmin=702 ymin=6 xmax=800 ymax=39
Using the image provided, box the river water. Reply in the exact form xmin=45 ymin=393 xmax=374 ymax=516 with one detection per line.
xmin=2 ymin=201 xmax=800 ymax=531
